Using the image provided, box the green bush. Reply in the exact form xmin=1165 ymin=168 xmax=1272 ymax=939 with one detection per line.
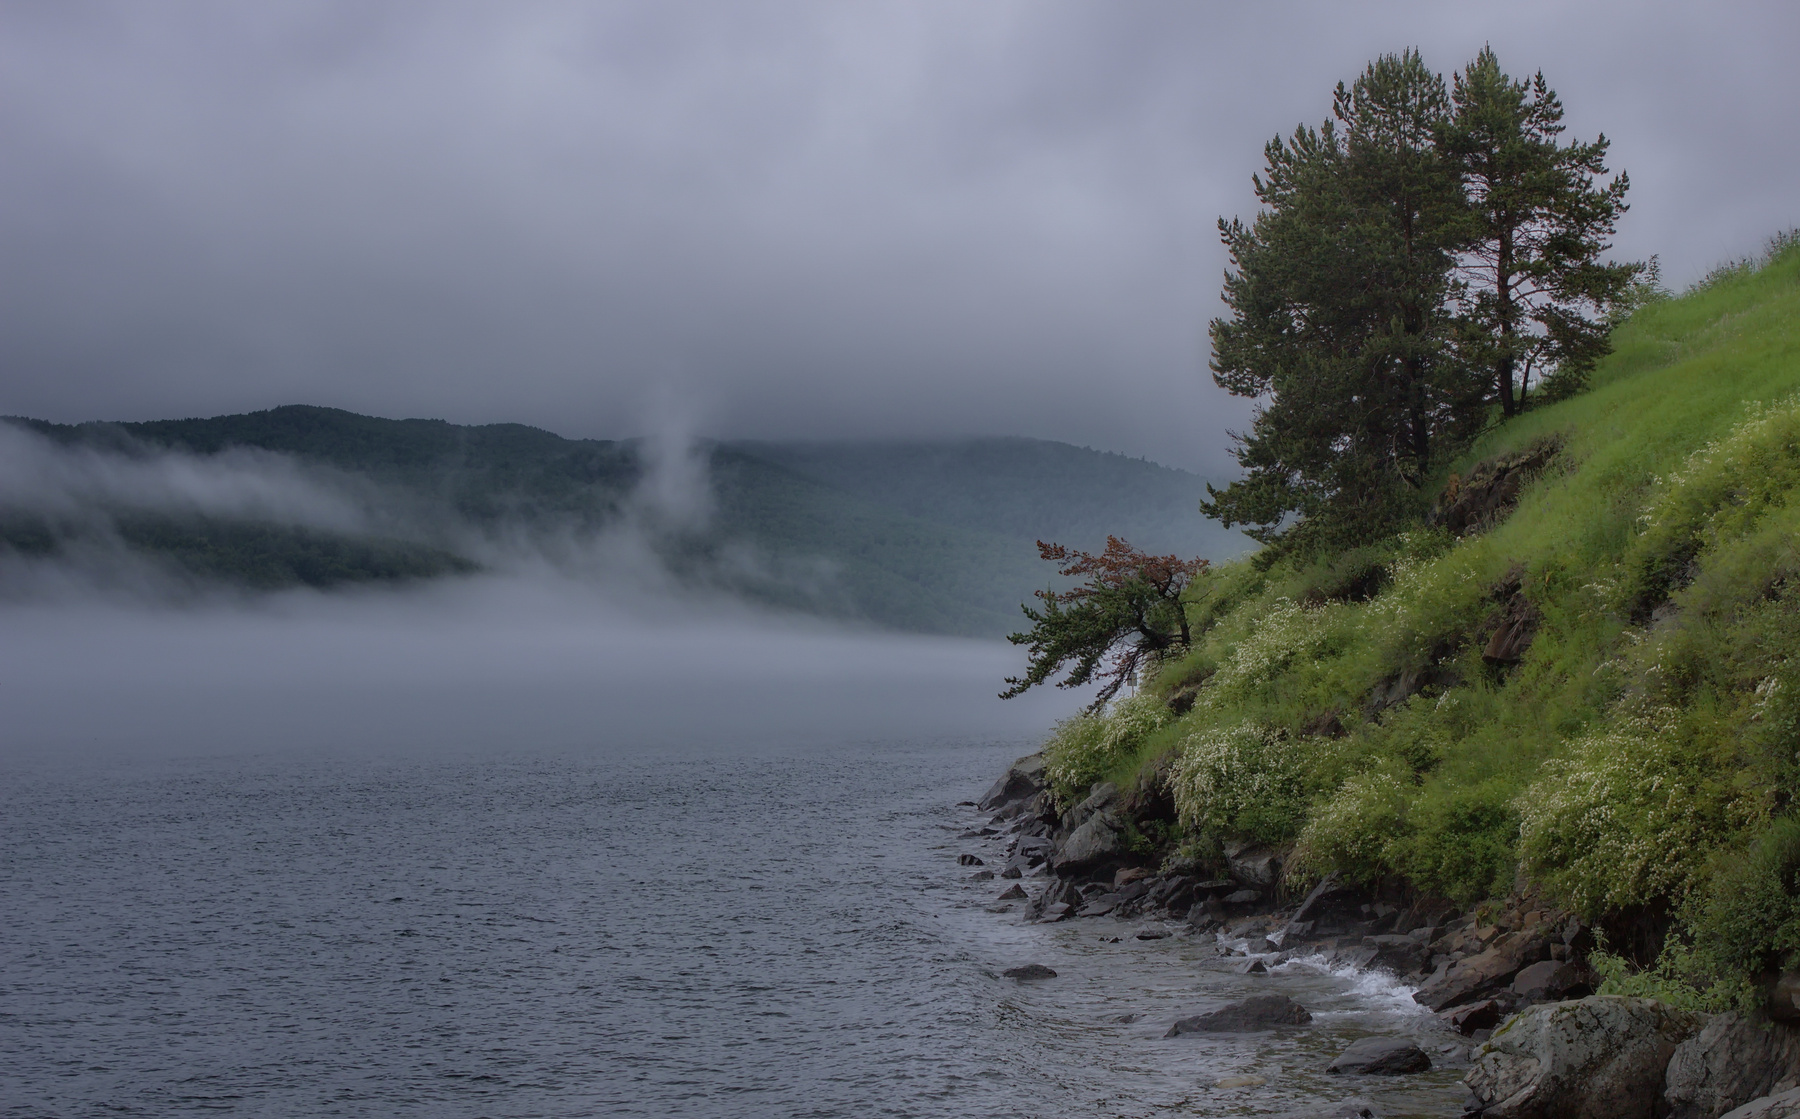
xmin=1292 ymin=767 xmax=1413 ymax=884
xmin=1041 ymin=691 xmax=1174 ymax=807
xmin=1689 ymin=816 xmax=1800 ymax=982
xmin=1170 ymin=721 xmax=1309 ymax=845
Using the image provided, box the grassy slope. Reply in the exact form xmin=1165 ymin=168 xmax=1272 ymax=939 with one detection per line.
xmin=1054 ymin=241 xmax=1800 ymax=984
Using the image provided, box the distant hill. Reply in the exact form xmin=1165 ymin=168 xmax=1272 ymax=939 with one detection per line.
xmin=2 ymin=406 xmax=1247 ymax=635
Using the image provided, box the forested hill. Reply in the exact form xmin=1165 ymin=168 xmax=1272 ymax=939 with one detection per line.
xmin=1 ymin=405 xmax=1246 ymax=635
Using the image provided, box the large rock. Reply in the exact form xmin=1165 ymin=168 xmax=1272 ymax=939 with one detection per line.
xmin=1722 ymin=1087 xmax=1800 ymax=1119
xmin=1054 ymin=784 xmax=1124 ymax=875
xmin=1415 ymin=931 xmax=1550 ymax=1011
xmin=979 ymin=754 xmax=1047 ymax=812
xmin=1466 ymin=996 xmax=1706 ymax=1119
xmin=1166 ymin=994 xmax=1312 ymax=1036
xmin=1511 ymin=959 xmax=1597 ymax=1003
xmin=1666 ymin=1012 xmax=1800 ymax=1119
xmin=1327 ymin=1036 xmax=1432 ymax=1075
xmin=1225 ymin=840 xmax=1283 ymax=886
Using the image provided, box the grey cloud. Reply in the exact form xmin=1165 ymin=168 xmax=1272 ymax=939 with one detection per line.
xmin=0 ymin=1 xmax=1794 ymax=472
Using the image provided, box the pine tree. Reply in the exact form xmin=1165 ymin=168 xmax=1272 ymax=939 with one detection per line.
xmin=1445 ymin=47 xmax=1636 ymax=413
xmin=1203 ymin=51 xmax=1481 ymax=546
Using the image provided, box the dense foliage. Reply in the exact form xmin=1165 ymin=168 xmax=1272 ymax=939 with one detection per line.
xmin=1055 ymin=233 xmax=1800 ymax=998
xmin=1203 ymin=49 xmax=1636 ymax=548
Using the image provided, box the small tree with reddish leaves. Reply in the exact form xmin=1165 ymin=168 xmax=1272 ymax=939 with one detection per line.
xmin=1001 ymin=536 xmax=1207 ymax=711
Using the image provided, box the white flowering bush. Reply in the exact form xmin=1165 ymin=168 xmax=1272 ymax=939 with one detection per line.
xmin=1201 ymin=598 xmax=1333 ymax=708
xmin=1041 ymin=691 xmax=1173 ymax=807
xmin=1170 ymin=721 xmax=1309 ymax=844
xmin=1515 ymin=709 xmax=1759 ymax=916
xmin=1291 ymin=768 xmax=1413 ymax=883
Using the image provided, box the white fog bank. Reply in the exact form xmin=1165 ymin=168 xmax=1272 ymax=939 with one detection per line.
xmin=0 ymin=573 xmax=1077 ymax=759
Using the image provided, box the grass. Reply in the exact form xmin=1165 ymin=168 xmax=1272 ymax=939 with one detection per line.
xmin=1055 ymin=233 xmax=1800 ymax=987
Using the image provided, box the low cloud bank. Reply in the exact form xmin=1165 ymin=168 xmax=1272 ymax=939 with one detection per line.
xmin=0 ymin=575 xmax=1070 ymax=758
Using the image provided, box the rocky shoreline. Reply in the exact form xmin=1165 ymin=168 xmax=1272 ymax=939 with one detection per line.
xmin=961 ymin=753 xmax=1800 ymax=1119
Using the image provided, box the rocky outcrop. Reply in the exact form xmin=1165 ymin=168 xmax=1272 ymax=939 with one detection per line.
xmin=1165 ymin=993 xmax=1312 ymax=1035
xmin=1432 ymin=437 xmax=1562 ymax=537
xmin=1415 ymin=928 xmax=1552 ymax=1012
xmin=1326 ymin=1036 xmax=1432 ymax=1075
xmin=1665 ymin=1012 xmax=1800 ymax=1119
xmin=1721 ymin=1088 xmax=1800 ymax=1119
xmin=978 ymin=754 xmax=1047 ymax=812
xmin=1465 ymin=996 xmax=1706 ymax=1119
xmin=1055 ymin=784 xmax=1126 ymax=876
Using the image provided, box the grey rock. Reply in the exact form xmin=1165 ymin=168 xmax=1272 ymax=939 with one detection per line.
xmin=1001 ymin=963 xmax=1057 ymax=980
xmin=1666 ymin=1012 xmax=1800 ymax=1119
xmin=1166 ymin=993 xmax=1312 ymax=1035
xmin=1225 ymin=842 xmax=1283 ymax=886
xmin=966 ymin=869 xmax=994 ymax=881
xmin=1414 ymin=932 xmax=1549 ymax=1011
xmin=1056 ymin=808 xmax=1124 ymax=874
xmin=1237 ymin=957 xmax=1269 ymax=975
xmin=1466 ymin=995 xmax=1706 ymax=1119
xmin=1327 ymin=1036 xmax=1432 ymax=1075
xmin=1511 ymin=959 xmax=1597 ymax=1002
xmin=1273 ymin=1099 xmax=1380 ymax=1119
xmin=999 ymin=863 xmax=1023 ymax=879
xmin=1040 ymin=902 xmax=1072 ymax=921
xmin=996 ymin=885 xmax=1028 ymax=901
xmin=957 ymin=853 xmax=984 ymax=866
xmin=978 ymin=754 xmax=1047 ymax=811
xmin=1077 ymin=893 xmax=1121 ymax=917
xmin=1224 ymin=888 xmax=1262 ymax=905
xmin=1134 ymin=928 xmax=1169 ymax=940
xmin=1721 ymin=1087 xmax=1800 ymax=1119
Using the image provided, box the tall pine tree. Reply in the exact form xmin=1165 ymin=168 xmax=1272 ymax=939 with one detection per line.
xmin=1445 ymin=47 xmax=1635 ymax=413
xmin=1203 ymin=51 xmax=1481 ymax=546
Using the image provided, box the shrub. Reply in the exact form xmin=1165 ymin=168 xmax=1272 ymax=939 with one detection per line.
xmin=1291 ymin=767 xmax=1413 ymax=884
xmin=1386 ymin=779 xmax=1519 ymax=903
xmin=1688 ymin=815 xmax=1800 ymax=983
xmin=1170 ymin=721 xmax=1308 ymax=845
xmin=1040 ymin=691 xmax=1174 ymax=807
xmin=1515 ymin=709 xmax=1754 ymax=917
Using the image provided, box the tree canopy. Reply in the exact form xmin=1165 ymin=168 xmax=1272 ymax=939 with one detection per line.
xmin=1202 ymin=48 xmax=1637 ymax=547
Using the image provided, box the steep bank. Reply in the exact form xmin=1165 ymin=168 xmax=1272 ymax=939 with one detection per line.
xmin=973 ymin=235 xmax=1800 ymax=1115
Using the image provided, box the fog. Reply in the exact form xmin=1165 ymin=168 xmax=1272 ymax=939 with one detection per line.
xmin=0 ymin=420 xmax=1079 ymax=759
xmin=0 ymin=572 xmax=1080 ymax=759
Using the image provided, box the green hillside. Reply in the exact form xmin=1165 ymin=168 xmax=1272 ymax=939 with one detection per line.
xmin=1046 ymin=235 xmax=1800 ymax=1000
xmin=2 ymin=406 xmax=1237 ymax=635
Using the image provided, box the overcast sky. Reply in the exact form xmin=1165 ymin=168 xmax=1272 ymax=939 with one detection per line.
xmin=0 ymin=2 xmax=1793 ymax=473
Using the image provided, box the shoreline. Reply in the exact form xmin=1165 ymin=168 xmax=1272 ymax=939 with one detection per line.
xmin=956 ymin=752 xmax=1800 ymax=1119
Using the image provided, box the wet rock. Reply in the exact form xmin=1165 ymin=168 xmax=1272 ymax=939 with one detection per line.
xmin=1665 ymin=1012 xmax=1800 ymax=1119
xmin=1134 ymin=928 xmax=1168 ymax=940
xmin=1224 ymin=888 xmax=1262 ymax=905
xmin=1414 ymin=931 xmax=1549 ymax=1011
xmin=979 ymin=754 xmax=1047 ymax=812
xmin=1040 ymin=902 xmax=1073 ymax=921
xmin=967 ymin=869 xmax=995 ymax=881
xmin=1165 ymin=993 xmax=1312 ymax=1035
xmin=1327 ymin=1036 xmax=1432 ymax=1075
xmin=996 ymin=884 xmax=1028 ymax=901
xmin=1721 ymin=1087 xmax=1800 ymax=1119
xmin=1109 ymin=1012 xmax=1142 ymax=1024
xmin=1237 ymin=958 xmax=1269 ymax=975
xmin=1466 ymin=996 xmax=1706 ymax=1119
xmin=1364 ymin=934 xmax=1429 ymax=975
xmin=957 ymin=854 xmax=985 ymax=866
xmin=1055 ymin=786 xmax=1125 ymax=875
xmin=1077 ymin=893 xmax=1121 ymax=918
xmin=1002 ymin=964 xmax=1057 ymax=980
xmin=1441 ymin=999 xmax=1503 ymax=1037
xmin=999 ymin=863 xmax=1023 ymax=879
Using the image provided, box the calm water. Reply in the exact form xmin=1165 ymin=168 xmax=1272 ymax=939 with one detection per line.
xmin=1 ymin=734 xmax=1470 ymax=1118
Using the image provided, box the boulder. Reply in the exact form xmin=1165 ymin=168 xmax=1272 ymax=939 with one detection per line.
xmin=1002 ymin=964 xmax=1057 ymax=980
xmin=957 ymin=854 xmax=985 ymax=866
xmin=1511 ymin=959 xmax=1597 ymax=1003
xmin=1078 ymin=894 xmax=1122 ymax=918
xmin=1665 ymin=1012 xmax=1800 ymax=1119
xmin=1465 ymin=996 xmax=1706 ymax=1119
xmin=979 ymin=754 xmax=1047 ymax=811
xmin=1364 ymin=934 xmax=1429 ymax=976
xmin=1225 ymin=841 xmax=1283 ymax=886
xmin=1327 ymin=1036 xmax=1433 ymax=1075
xmin=1721 ymin=1088 xmax=1800 ymax=1119
xmin=1441 ymin=999 xmax=1503 ymax=1036
xmin=1415 ymin=932 xmax=1550 ymax=1012
xmin=996 ymin=885 xmax=1028 ymax=901
xmin=1166 ymin=993 xmax=1312 ymax=1036
xmin=1054 ymin=786 xmax=1125 ymax=875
